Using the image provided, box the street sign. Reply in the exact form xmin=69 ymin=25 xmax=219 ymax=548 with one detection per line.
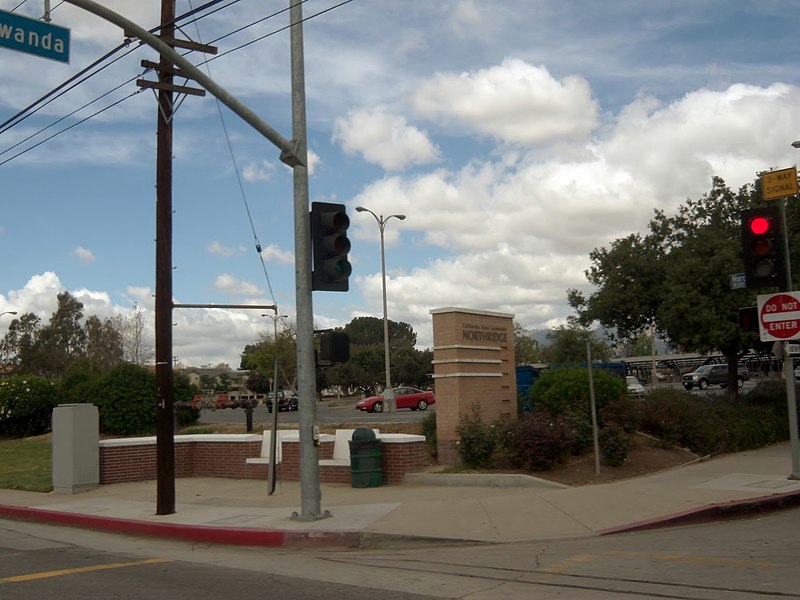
xmin=757 ymin=291 xmax=800 ymax=342
xmin=730 ymin=273 xmax=746 ymax=290
xmin=0 ymin=9 xmax=69 ymax=63
xmin=761 ymin=166 xmax=798 ymax=201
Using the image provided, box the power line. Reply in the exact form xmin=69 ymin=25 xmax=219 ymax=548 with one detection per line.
xmin=0 ymin=0 xmax=356 ymax=165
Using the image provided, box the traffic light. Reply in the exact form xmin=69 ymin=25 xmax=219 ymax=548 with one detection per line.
xmin=319 ymin=331 xmax=350 ymax=364
xmin=310 ymin=201 xmax=351 ymax=292
xmin=738 ymin=306 xmax=758 ymax=332
xmin=740 ymin=206 xmax=786 ymax=290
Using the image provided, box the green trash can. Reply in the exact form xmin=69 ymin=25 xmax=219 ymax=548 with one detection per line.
xmin=349 ymin=427 xmax=383 ymax=488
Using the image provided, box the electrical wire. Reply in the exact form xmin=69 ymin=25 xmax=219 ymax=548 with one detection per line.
xmin=188 ymin=0 xmax=277 ymax=307
xmin=0 ymin=0 xmax=230 ymax=134
xmin=0 ymin=89 xmax=143 ymax=166
xmin=0 ymin=0 xmax=355 ymax=166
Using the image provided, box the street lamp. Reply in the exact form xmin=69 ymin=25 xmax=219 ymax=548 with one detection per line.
xmin=0 ymin=311 xmax=17 ymax=318
xmin=355 ymin=206 xmax=406 ymax=412
xmin=262 ymin=310 xmax=288 ymax=495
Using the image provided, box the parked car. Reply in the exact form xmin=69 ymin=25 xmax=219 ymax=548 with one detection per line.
xmin=267 ymin=391 xmax=298 ymax=413
xmin=682 ymin=363 xmax=749 ymax=390
xmin=625 ymin=376 xmax=645 ymax=398
xmin=355 ymin=387 xmax=435 ymax=413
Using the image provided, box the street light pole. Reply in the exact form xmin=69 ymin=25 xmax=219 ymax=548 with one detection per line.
xmin=0 ymin=312 xmax=17 ymax=318
xmin=355 ymin=206 xmax=405 ymax=412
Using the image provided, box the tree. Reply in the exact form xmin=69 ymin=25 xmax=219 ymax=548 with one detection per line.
xmin=116 ymin=304 xmax=153 ymax=366
xmin=514 ymin=322 xmax=542 ymax=364
xmin=27 ymin=292 xmax=86 ymax=377
xmin=85 ymin=315 xmax=124 ymax=373
xmin=240 ymin=320 xmax=298 ymax=392
xmin=543 ymin=320 xmax=610 ymax=364
xmin=0 ymin=312 xmax=41 ymax=373
xmin=570 ymin=176 xmax=759 ymax=397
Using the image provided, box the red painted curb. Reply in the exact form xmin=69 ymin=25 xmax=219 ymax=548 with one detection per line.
xmin=0 ymin=504 xmax=362 ymax=548
xmin=599 ymin=489 xmax=800 ymax=535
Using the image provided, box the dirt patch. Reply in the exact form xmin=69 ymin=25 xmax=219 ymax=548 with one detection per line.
xmin=535 ymin=433 xmax=702 ymax=487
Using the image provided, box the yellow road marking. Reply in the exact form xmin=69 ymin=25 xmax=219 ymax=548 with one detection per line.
xmin=1 ymin=558 xmax=172 ymax=583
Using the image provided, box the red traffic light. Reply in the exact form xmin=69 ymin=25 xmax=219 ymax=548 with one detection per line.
xmin=748 ymin=215 xmax=770 ymax=235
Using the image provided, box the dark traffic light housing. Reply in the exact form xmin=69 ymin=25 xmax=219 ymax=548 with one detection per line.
xmin=740 ymin=206 xmax=786 ymax=290
xmin=319 ymin=331 xmax=350 ymax=364
xmin=310 ymin=201 xmax=351 ymax=292
xmin=738 ymin=306 xmax=758 ymax=332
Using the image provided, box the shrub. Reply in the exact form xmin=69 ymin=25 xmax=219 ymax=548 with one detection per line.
xmin=599 ymin=425 xmax=631 ymax=467
xmin=502 ymin=410 xmax=574 ymax=471
xmin=0 ymin=375 xmax=57 ymax=438
xmin=456 ymin=403 xmax=496 ymax=469
xmin=420 ymin=411 xmax=437 ymax=458
xmin=94 ymin=363 xmax=157 ymax=435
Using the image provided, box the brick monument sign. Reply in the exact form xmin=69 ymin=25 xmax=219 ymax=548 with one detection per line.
xmin=430 ymin=307 xmax=516 ymax=465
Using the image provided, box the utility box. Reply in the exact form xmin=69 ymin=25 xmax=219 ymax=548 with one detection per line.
xmin=52 ymin=403 xmax=99 ymax=495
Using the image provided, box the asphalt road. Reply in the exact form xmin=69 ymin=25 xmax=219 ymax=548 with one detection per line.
xmin=2 ymin=508 xmax=799 ymax=599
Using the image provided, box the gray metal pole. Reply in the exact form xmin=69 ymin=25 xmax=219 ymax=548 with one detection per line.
xmin=779 ymin=197 xmax=800 ymax=478
xmin=379 ymin=219 xmax=395 ymax=412
xmin=289 ymin=0 xmax=327 ymax=520
xmin=267 ymin=311 xmax=285 ymax=495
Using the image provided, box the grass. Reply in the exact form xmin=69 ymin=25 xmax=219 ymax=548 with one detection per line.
xmin=0 ymin=437 xmax=52 ymax=492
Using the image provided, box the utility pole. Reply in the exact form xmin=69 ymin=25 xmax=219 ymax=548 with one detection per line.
xmin=153 ymin=0 xmax=176 ymax=517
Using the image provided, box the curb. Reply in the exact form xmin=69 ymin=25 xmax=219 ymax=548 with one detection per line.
xmin=0 ymin=504 xmax=366 ymax=548
xmin=598 ymin=489 xmax=800 ymax=535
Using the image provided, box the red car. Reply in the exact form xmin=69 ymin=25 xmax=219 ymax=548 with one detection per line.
xmin=355 ymin=387 xmax=435 ymax=413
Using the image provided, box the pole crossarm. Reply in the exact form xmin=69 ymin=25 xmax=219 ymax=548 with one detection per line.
xmin=63 ymin=0 xmax=304 ymax=167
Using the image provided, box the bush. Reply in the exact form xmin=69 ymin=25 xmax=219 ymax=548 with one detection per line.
xmin=0 ymin=375 xmax=57 ymax=438
xmin=420 ymin=411 xmax=437 ymax=458
xmin=599 ymin=425 xmax=631 ymax=467
xmin=501 ymin=411 xmax=574 ymax=471
xmin=94 ymin=363 xmax=157 ymax=435
xmin=456 ymin=403 xmax=496 ymax=469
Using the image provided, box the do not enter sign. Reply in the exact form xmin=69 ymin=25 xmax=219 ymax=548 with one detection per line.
xmin=757 ymin=292 xmax=800 ymax=342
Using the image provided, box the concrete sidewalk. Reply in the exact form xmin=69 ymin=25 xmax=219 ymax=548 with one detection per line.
xmin=1 ymin=442 xmax=799 ymax=547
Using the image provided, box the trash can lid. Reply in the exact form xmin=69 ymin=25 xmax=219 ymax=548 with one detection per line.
xmin=351 ymin=427 xmax=376 ymax=441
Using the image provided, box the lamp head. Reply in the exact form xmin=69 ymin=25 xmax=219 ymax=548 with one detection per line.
xmin=355 ymin=206 xmax=366 ymax=212
xmin=792 ymin=141 xmax=800 ymax=149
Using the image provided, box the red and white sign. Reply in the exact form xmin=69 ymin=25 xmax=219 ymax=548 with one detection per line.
xmin=757 ymin=292 xmax=800 ymax=342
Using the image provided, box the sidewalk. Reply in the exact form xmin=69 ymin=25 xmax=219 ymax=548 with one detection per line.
xmin=1 ymin=443 xmax=799 ymax=547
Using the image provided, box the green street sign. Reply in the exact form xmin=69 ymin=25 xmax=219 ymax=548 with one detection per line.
xmin=0 ymin=9 xmax=70 ymax=63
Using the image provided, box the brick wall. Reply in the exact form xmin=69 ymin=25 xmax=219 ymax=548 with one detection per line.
xmin=98 ymin=433 xmax=426 ymax=485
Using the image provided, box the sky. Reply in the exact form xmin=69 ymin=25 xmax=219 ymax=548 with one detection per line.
xmin=2 ymin=0 xmax=800 ymax=369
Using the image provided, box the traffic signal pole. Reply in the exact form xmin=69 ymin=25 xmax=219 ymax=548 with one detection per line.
xmin=289 ymin=0 xmax=327 ymax=520
xmin=779 ymin=198 xmax=800 ymax=479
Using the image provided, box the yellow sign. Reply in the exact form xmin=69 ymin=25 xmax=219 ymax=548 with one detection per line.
xmin=761 ymin=167 xmax=798 ymax=201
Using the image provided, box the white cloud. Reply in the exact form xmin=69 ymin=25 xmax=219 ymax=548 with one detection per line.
xmin=414 ymin=58 xmax=598 ymax=146
xmin=213 ymin=273 xmax=262 ymax=297
xmin=74 ymin=246 xmax=96 ymax=262
xmin=208 ymin=241 xmax=246 ymax=257
xmin=258 ymin=244 xmax=294 ymax=265
xmin=333 ymin=107 xmax=441 ymax=171
xmin=242 ymin=160 xmax=275 ymax=182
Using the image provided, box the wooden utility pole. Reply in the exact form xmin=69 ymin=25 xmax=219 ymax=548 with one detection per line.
xmin=136 ymin=0 xmax=213 ymax=516
xmin=153 ymin=0 xmax=176 ymax=516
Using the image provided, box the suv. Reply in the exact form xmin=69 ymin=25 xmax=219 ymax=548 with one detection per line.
xmin=682 ymin=364 xmax=749 ymax=390
xmin=267 ymin=391 xmax=298 ymax=413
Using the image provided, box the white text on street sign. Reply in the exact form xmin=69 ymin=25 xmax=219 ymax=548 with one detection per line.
xmin=757 ymin=291 xmax=800 ymax=342
xmin=0 ymin=9 xmax=69 ymax=63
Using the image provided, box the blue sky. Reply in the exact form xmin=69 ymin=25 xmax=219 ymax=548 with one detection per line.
xmin=2 ymin=0 xmax=800 ymax=368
